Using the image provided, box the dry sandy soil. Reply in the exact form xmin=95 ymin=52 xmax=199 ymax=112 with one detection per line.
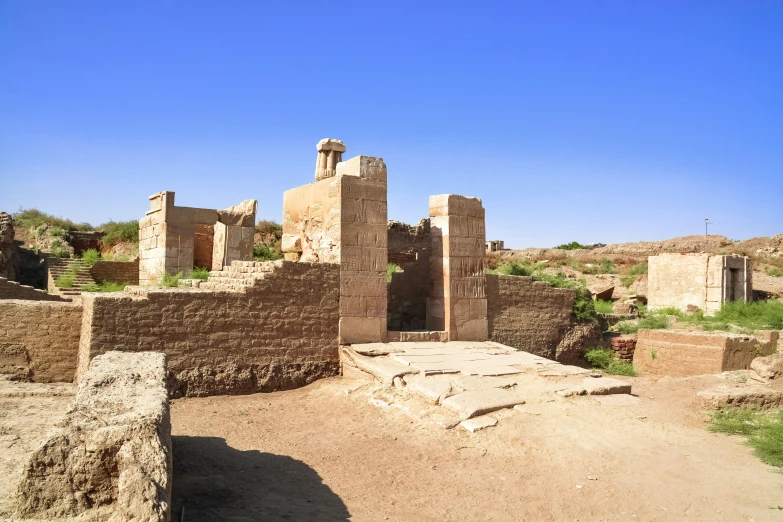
xmin=170 ymin=371 xmax=783 ymax=522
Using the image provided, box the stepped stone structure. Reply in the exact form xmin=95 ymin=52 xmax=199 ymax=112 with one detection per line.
xmin=648 ymin=253 xmax=752 ymax=314
xmin=138 ymin=191 xmax=257 ymax=285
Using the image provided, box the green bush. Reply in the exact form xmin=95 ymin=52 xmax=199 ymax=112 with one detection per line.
xmin=54 ymin=273 xmax=75 ymax=288
xmin=160 ymin=271 xmax=184 ymax=288
xmin=81 ymin=281 xmax=127 ymax=292
xmin=99 ymin=220 xmax=139 ymax=246
xmin=497 ymin=260 xmax=535 ymax=276
xmin=594 ymin=299 xmax=614 ymax=314
xmin=81 ymin=248 xmax=100 ymax=267
xmin=711 ymin=300 xmax=783 ymax=331
xmin=190 ymin=267 xmax=210 ymax=280
xmin=571 ymin=287 xmax=597 ymax=322
xmin=708 ymin=407 xmax=783 ymax=468
xmin=387 ymin=263 xmax=401 ymax=283
xmin=584 ymin=348 xmax=638 ymax=376
xmin=13 ymin=208 xmax=88 ymax=232
xmin=621 ymin=262 xmax=648 ymax=287
xmin=765 ymin=267 xmax=783 ymax=277
xmin=554 ymin=241 xmax=588 ymax=250
xmin=253 ymin=244 xmax=282 ymax=261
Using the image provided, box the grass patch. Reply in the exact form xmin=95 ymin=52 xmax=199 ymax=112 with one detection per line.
xmin=707 ymin=407 xmax=783 ymax=468
xmin=190 ymin=267 xmax=210 ymax=280
xmin=594 ymin=299 xmax=614 ymax=314
xmin=765 ymin=267 xmax=783 ymax=277
xmin=253 ymin=244 xmax=282 ymax=262
xmin=571 ymin=257 xmax=617 ymax=274
xmin=81 ymin=281 xmax=127 ymax=292
xmin=99 ymin=220 xmax=139 ymax=246
xmin=160 ymin=271 xmax=184 ymax=288
xmin=621 ymin=262 xmax=648 ymax=287
xmin=13 ymin=208 xmax=90 ymax=232
xmin=80 ymin=248 xmax=100 ymax=267
xmin=554 ymin=241 xmax=588 ymax=250
xmin=54 ymin=273 xmax=75 ymax=288
xmin=387 ymin=263 xmax=401 ymax=283
xmin=584 ymin=348 xmax=638 ymax=376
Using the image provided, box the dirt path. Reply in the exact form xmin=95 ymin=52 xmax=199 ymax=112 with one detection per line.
xmin=171 ymin=372 xmax=783 ymax=521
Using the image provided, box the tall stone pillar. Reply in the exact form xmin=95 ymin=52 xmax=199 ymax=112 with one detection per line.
xmin=315 ymin=138 xmax=346 ymax=181
xmin=427 ymin=195 xmax=488 ymax=341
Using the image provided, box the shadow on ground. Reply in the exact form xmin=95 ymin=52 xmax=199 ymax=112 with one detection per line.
xmin=172 ymin=436 xmax=350 ymax=521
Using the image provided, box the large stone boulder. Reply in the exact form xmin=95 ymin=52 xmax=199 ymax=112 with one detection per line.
xmin=15 ymin=351 xmax=172 ymax=521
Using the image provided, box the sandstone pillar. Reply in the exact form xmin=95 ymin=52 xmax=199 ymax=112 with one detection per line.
xmin=427 ymin=195 xmax=488 ymax=341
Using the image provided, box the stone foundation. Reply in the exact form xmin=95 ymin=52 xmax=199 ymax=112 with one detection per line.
xmin=77 ymin=261 xmax=340 ymax=396
xmin=633 ymin=329 xmax=779 ymax=376
xmin=15 ymin=351 xmax=172 ymax=522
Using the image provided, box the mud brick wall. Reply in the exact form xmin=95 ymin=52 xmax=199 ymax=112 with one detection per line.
xmin=486 ymin=274 xmax=575 ymax=359
xmin=633 ymin=329 xmax=778 ymax=377
xmin=0 ymin=277 xmax=66 ymax=301
xmin=0 ymin=300 xmax=83 ymax=381
xmin=89 ymin=260 xmax=139 ymax=285
xmin=611 ymin=336 xmax=636 ymax=362
xmin=387 ymin=219 xmax=431 ymax=266
xmin=77 ymin=261 xmax=340 ymax=397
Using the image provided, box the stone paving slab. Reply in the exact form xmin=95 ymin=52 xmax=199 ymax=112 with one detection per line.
xmin=403 ymin=374 xmax=453 ymax=404
xmin=460 ymin=415 xmax=498 ymax=432
xmin=441 ymin=388 xmax=525 ymax=419
xmin=341 ymin=347 xmax=419 ymax=384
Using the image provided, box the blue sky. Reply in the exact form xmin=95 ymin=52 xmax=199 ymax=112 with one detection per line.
xmin=1 ymin=1 xmax=781 ymax=248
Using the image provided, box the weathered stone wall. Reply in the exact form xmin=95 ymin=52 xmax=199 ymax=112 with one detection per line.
xmin=387 ymin=219 xmax=431 ymax=331
xmin=648 ymin=253 xmax=752 ymax=314
xmin=16 ymin=351 xmax=172 ymax=522
xmin=90 ymin=259 xmax=140 ymax=285
xmin=428 ymin=195 xmax=487 ymax=340
xmin=0 ymin=300 xmax=82 ymax=381
xmin=0 ymin=277 xmax=67 ymax=301
xmin=77 ymin=261 xmax=340 ymax=397
xmin=0 ymin=212 xmax=19 ymax=281
xmin=633 ymin=329 xmax=778 ymax=377
xmin=283 ymin=154 xmax=388 ymax=344
xmin=486 ymin=274 xmax=575 ymax=359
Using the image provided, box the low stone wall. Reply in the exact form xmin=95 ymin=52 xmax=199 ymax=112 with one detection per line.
xmin=90 ymin=259 xmax=139 ymax=285
xmin=77 ymin=261 xmax=340 ymax=397
xmin=15 ymin=351 xmax=172 ymax=522
xmin=633 ymin=329 xmax=779 ymax=377
xmin=486 ymin=274 xmax=574 ymax=359
xmin=0 ymin=277 xmax=66 ymax=301
xmin=611 ymin=336 xmax=636 ymax=362
xmin=0 ymin=300 xmax=82 ymax=382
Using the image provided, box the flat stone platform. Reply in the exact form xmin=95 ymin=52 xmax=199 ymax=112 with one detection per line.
xmin=342 ymin=341 xmax=633 ymax=431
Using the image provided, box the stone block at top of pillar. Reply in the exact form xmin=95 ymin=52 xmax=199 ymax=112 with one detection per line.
xmin=336 ymin=156 xmax=387 ymax=184
xmin=428 ymin=194 xmax=484 ymax=218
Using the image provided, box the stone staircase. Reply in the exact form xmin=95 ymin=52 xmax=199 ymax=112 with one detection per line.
xmin=45 ymin=256 xmax=98 ymax=297
xmin=198 ymin=260 xmax=285 ymax=292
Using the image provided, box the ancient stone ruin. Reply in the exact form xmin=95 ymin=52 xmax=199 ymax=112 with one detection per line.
xmin=139 ymin=191 xmax=257 ymax=285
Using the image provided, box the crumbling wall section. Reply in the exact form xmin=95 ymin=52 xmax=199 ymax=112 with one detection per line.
xmin=0 ymin=300 xmax=82 ymax=382
xmin=486 ymin=274 xmax=575 ymax=359
xmin=633 ymin=329 xmax=778 ymax=376
xmin=387 ymin=219 xmax=431 ymax=331
xmin=15 ymin=351 xmax=172 ymax=522
xmin=0 ymin=277 xmax=67 ymax=301
xmin=0 ymin=211 xmax=19 ymax=281
xmin=78 ymin=261 xmax=340 ymax=397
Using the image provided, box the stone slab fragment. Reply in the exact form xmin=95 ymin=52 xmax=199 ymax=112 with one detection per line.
xmin=697 ymin=385 xmax=783 ymax=410
xmin=460 ymin=415 xmax=498 ymax=432
xmin=441 ymin=388 xmax=525 ymax=419
xmin=403 ymin=374 xmax=453 ymax=404
xmin=340 ymin=347 xmax=418 ymax=384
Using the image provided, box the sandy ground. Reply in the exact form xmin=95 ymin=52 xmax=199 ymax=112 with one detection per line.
xmin=171 ymin=371 xmax=783 ymax=522
xmin=0 ymin=380 xmax=75 ymax=518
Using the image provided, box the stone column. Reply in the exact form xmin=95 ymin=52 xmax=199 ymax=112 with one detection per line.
xmin=315 ymin=138 xmax=346 ymax=181
xmin=427 ymin=195 xmax=488 ymax=341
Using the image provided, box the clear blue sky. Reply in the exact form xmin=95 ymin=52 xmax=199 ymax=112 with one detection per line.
xmin=1 ymin=1 xmax=781 ymax=248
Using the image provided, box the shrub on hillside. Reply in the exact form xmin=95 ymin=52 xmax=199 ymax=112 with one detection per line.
xmin=554 ymin=241 xmax=588 ymax=250
xmin=100 ymin=220 xmax=139 ymax=246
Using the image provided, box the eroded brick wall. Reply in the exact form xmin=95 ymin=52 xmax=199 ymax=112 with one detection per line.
xmin=78 ymin=261 xmax=340 ymax=397
xmin=0 ymin=277 xmax=67 ymax=301
xmin=633 ymin=329 xmax=778 ymax=376
xmin=486 ymin=274 xmax=575 ymax=359
xmin=0 ymin=300 xmax=83 ymax=381
xmin=89 ymin=260 xmax=139 ymax=285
